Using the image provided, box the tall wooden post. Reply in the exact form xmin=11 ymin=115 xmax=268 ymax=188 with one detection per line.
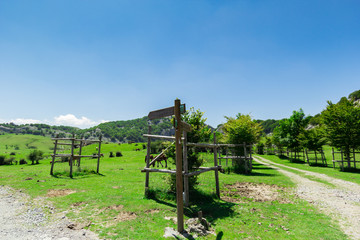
xmin=145 ymin=125 xmax=152 ymax=196
xmin=175 ymin=99 xmax=184 ymax=233
xmin=50 ymin=134 xmax=59 ymax=175
xmin=78 ymin=139 xmax=83 ymax=167
xmin=69 ymin=136 xmax=75 ymax=178
xmin=243 ymin=142 xmax=248 ymax=173
xmin=213 ymin=133 xmax=220 ymax=198
xmin=183 ymin=131 xmax=189 ymax=207
xmin=97 ymin=136 xmax=102 ymax=174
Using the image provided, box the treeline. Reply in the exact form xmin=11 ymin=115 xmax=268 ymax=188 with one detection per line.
xmin=0 ymin=117 xmax=174 ymax=143
xmin=259 ymin=90 xmax=360 ymax=166
xmin=78 ymin=117 xmax=173 ymax=142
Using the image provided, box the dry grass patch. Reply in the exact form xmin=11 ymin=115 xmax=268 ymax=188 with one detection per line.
xmin=144 ymin=208 xmax=160 ymax=214
xmin=222 ymin=182 xmax=290 ymax=203
xmin=46 ymin=189 xmax=76 ymax=197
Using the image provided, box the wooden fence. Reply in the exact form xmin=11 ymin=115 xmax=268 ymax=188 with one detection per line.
xmin=332 ymin=148 xmax=360 ymax=171
xmin=50 ymin=135 xmax=102 ymax=178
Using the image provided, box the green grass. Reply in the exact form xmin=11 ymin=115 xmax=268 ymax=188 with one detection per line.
xmin=0 ymin=134 xmax=349 ymax=239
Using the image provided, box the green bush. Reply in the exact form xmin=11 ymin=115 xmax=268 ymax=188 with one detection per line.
xmin=19 ymin=159 xmax=27 ymax=165
xmin=27 ymin=150 xmax=44 ymax=165
xmin=0 ymin=155 xmax=5 ymax=165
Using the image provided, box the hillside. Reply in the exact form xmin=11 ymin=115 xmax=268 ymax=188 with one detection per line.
xmin=0 ymin=117 xmax=173 ymax=143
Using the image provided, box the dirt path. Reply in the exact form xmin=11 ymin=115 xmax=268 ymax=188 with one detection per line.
xmin=0 ymin=185 xmax=99 ymax=240
xmin=255 ymin=156 xmax=360 ymax=240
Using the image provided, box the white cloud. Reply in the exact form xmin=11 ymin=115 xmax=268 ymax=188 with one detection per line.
xmin=9 ymin=118 xmax=42 ymax=125
xmin=54 ymin=114 xmax=106 ymax=128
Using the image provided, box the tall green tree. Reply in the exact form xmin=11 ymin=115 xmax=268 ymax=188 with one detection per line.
xmin=222 ymin=114 xmax=262 ymax=173
xmin=322 ymin=98 xmax=360 ymax=166
xmin=222 ymin=114 xmax=262 ymax=145
xmin=273 ymin=109 xmax=310 ymax=151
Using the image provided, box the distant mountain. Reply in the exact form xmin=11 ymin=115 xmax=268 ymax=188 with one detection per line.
xmin=0 ymin=116 xmax=174 ymax=143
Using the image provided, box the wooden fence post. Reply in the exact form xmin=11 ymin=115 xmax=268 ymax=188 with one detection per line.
xmin=183 ymin=131 xmax=189 ymax=207
xmin=332 ymin=148 xmax=335 ymax=169
xmin=213 ymin=133 xmax=220 ymax=198
xmin=145 ymin=125 xmax=152 ymax=196
xmin=175 ymin=99 xmax=184 ymax=233
xmin=50 ymin=134 xmax=59 ymax=175
xmin=78 ymin=139 xmax=83 ymax=167
xmin=96 ymin=136 xmax=102 ymax=174
xmin=69 ymin=136 xmax=75 ymax=178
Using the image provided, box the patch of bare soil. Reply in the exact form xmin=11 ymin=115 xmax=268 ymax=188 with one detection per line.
xmin=46 ymin=189 xmax=76 ymax=197
xmin=144 ymin=208 xmax=160 ymax=214
xmin=222 ymin=182 xmax=290 ymax=203
xmin=71 ymin=201 xmax=86 ymax=207
xmin=113 ymin=211 xmax=137 ymax=222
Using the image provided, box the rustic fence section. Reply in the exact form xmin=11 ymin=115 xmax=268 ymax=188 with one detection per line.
xmin=332 ymin=148 xmax=360 ymax=171
xmin=50 ymin=135 xmax=102 ymax=178
xmin=141 ymin=99 xmax=226 ymax=233
xmin=217 ymin=143 xmax=253 ymax=173
xmin=305 ymin=149 xmax=326 ymax=165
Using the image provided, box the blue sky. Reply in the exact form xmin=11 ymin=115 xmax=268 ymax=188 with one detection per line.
xmin=0 ymin=1 xmax=359 ymax=128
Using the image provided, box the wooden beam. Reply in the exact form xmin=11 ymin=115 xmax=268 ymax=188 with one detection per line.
xmin=143 ymin=134 xmax=176 ymax=141
xmin=148 ymin=142 xmax=174 ymax=166
xmin=141 ymin=168 xmax=176 ymax=174
xmin=179 ymin=121 xmax=192 ymax=132
xmin=186 ymin=167 xmax=221 ymax=177
xmin=148 ymin=104 xmax=185 ymax=120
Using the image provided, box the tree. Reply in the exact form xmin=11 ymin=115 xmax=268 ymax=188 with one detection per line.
xmin=300 ymin=128 xmax=326 ymax=151
xmin=273 ymin=109 xmax=310 ymax=152
xmin=222 ymin=114 xmax=262 ymax=145
xmin=222 ymin=114 xmax=262 ymax=173
xmin=322 ymin=98 xmax=360 ymax=167
xmin=27 ymin=150 xmax=44 ymax=165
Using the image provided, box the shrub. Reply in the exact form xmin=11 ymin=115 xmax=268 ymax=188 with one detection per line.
xmin=109 ymin=152 xmax=114 ymax=158
xmin=19 ymin=159 xmax=27 ymax=165
xmin=4 ymin=157 xmax=15 ymax=165
xmin=0 ymin=155 xmax=5 ymax=165
xmin=10 ymin=152 xmax=16 ymax=156
xmin=256 ymin=142 xmax=264 ymax=155
xmin=28 ymin=150 xmax=44 ymax=165
xmin=116 ymin=151 xmax=122 ymax=157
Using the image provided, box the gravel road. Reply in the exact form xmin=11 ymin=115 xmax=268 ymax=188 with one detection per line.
xmin=0 ymin=185 xmax=99 ymax=240
xmin=255 ymin=156 xmax=360 ymax=240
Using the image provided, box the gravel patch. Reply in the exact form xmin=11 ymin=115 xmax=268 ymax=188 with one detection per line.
xmin=255 ymin=156 xmax=360 ymax=240
xmin=0 ymin=185 xmax=99 ymax=240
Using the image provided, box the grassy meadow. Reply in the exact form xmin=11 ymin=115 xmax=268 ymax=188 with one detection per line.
xmin=0 ymin=134 xmax=349 ymax=239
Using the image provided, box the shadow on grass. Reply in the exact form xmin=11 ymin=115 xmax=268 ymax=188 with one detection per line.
xmin=341 ymin=167 xmax=360 ymax=173
xmin=51 ymin=170 xmax=105 ymax=179
xmin=308 ymin=162 xmax=330 ymax=168
xmin=146 ymin=188 xmax=236 ymax=223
